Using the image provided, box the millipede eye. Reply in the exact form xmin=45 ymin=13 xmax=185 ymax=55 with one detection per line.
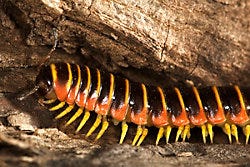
xmin=36 ymin=80 xmax=56 ymax=100
xmin=37 ymin=81 xmax=50 ymax=96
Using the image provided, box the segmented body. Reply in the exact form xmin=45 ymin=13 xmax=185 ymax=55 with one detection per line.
xmin=36 ymin=62 xmax=250 ymax=145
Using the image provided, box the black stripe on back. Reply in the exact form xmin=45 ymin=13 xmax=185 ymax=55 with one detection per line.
xmin=79 ymin=66 xmax=88 ymax=92
xmin=70 ymin=64 xmax=79 ymax=88
xmin=219 ymin=87 xmax=241 ymax=116
xmin=129 ymin=82 xmax=143 ymax=115
xmin=111 ymin=76 xmax=127 ymax=110
xmin=199 ymin=87 xmax=218 ymax=118
xmin=164 ymin=88 xmax=182 ymax=117
xmin=147 ymin=86 xmax=163 ymax=117
xmin=97 ymin=71 xmax=111 ymax=104
xmin=87 ymin=67 xmax=98 ymax=97
xmin=182 ymin=87 xmax=200 ymax=117
xmin=54 ymin=63 xmax=69 ymax=84
xmin=241 ymin=87 xmax=250 ymax=115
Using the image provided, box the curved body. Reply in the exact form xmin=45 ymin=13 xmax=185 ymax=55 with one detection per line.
xmin=36 ymin=62 xmax=250 ymax=145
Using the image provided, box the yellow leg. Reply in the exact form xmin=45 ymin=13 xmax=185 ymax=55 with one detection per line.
xmin=175 ymin=126 xmax=184 ymax=142
xmin=65 ymin=107 xmax=83 ymax=127
xmin=231 ymin=124 xmax=238 ymax=144
xmin=222 ymin=123 xmax=232 ymax=144
xmin=201 ymin=124 xmax=208 ymax=144
xmin=136 ymin=128 xmax=148 ymax=146
xmin=207 ymin=123 xmax=214 ymax=143
xmin=86 ymin=114 xmax=102 ymax=137
xmin=55 ymin=105 xmax=74 ymax=119
xmin=42 ymin=99 xmax=56 ymax=104
xmin=243 ymin=125 xmax=250 ymax=144
xmin=76 ymin=110 xmax=90 ymax=133
xmin=119 ymin=121 xmax=128 ymax=144
xmin=181 ymin=125 xmax=191 ymax=142
xmin=49 ymin=102 xmax=66 ymax=111
xmin=156 ymin=127 xmax=164 ymax=145
xmin=95 ymin=116 xmax=109 ymax=141
xmin=165 ymin=125 xmax=172 ymax=143
xmin=132 ymin=126 xmax=142 ymax=146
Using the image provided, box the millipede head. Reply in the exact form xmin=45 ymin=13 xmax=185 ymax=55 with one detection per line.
xmin=35 ymin=65 xmax=55 ymax=100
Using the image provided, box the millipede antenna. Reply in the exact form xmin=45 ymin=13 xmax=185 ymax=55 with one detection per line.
xmin=39 ymin=28 xmax=58 ymax=70
xmin=17 ymin=86 xmax=39 ymax=101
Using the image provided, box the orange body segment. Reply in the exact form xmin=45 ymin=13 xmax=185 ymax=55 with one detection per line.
xmin=110 ymin=79 xmax=130 ymax=121
xmin=171 ymin=88 xmax=189 ymax=126
xmin=51 ymin=63 xmax=72 ymax=102
xmin=229 ymin=86 xmax=249 ymax=125
xmin=66 ymin=65 xmax=81 ymax=105
xmin=111 ymin=104 xmax=129 ymax=121
xmin=130 ymin=108 xmax=148 ymax=125
xmin=208 ymin=86 xmax=226 ymax=125
xmin=130 ymin=84 xmax=148 ymax=125
xmin=75 ymin=66 xmax=91 ymax=107
xmin=151 ymin=87 xmax=169 ymax=127
xmin=189 ymin=87 xmax=207 ymax=125
xmin=95 ymin=74 xmax=115 ymax=115
xmin=85 ymin=94 xmax=99 ymax=111
xmin=85 ymin=69 xmax=101 ymax=111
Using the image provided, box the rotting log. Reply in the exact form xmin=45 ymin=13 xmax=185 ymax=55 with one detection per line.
xmin=2 ymin=0 xmax=250 ymax=86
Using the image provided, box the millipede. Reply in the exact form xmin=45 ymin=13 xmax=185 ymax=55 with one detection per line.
xmin=34 ymin=62 xmax=250 ymax=146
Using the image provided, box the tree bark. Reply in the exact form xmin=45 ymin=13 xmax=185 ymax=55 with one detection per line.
xmin=3 ymin=0 xmax=250 ymax=86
